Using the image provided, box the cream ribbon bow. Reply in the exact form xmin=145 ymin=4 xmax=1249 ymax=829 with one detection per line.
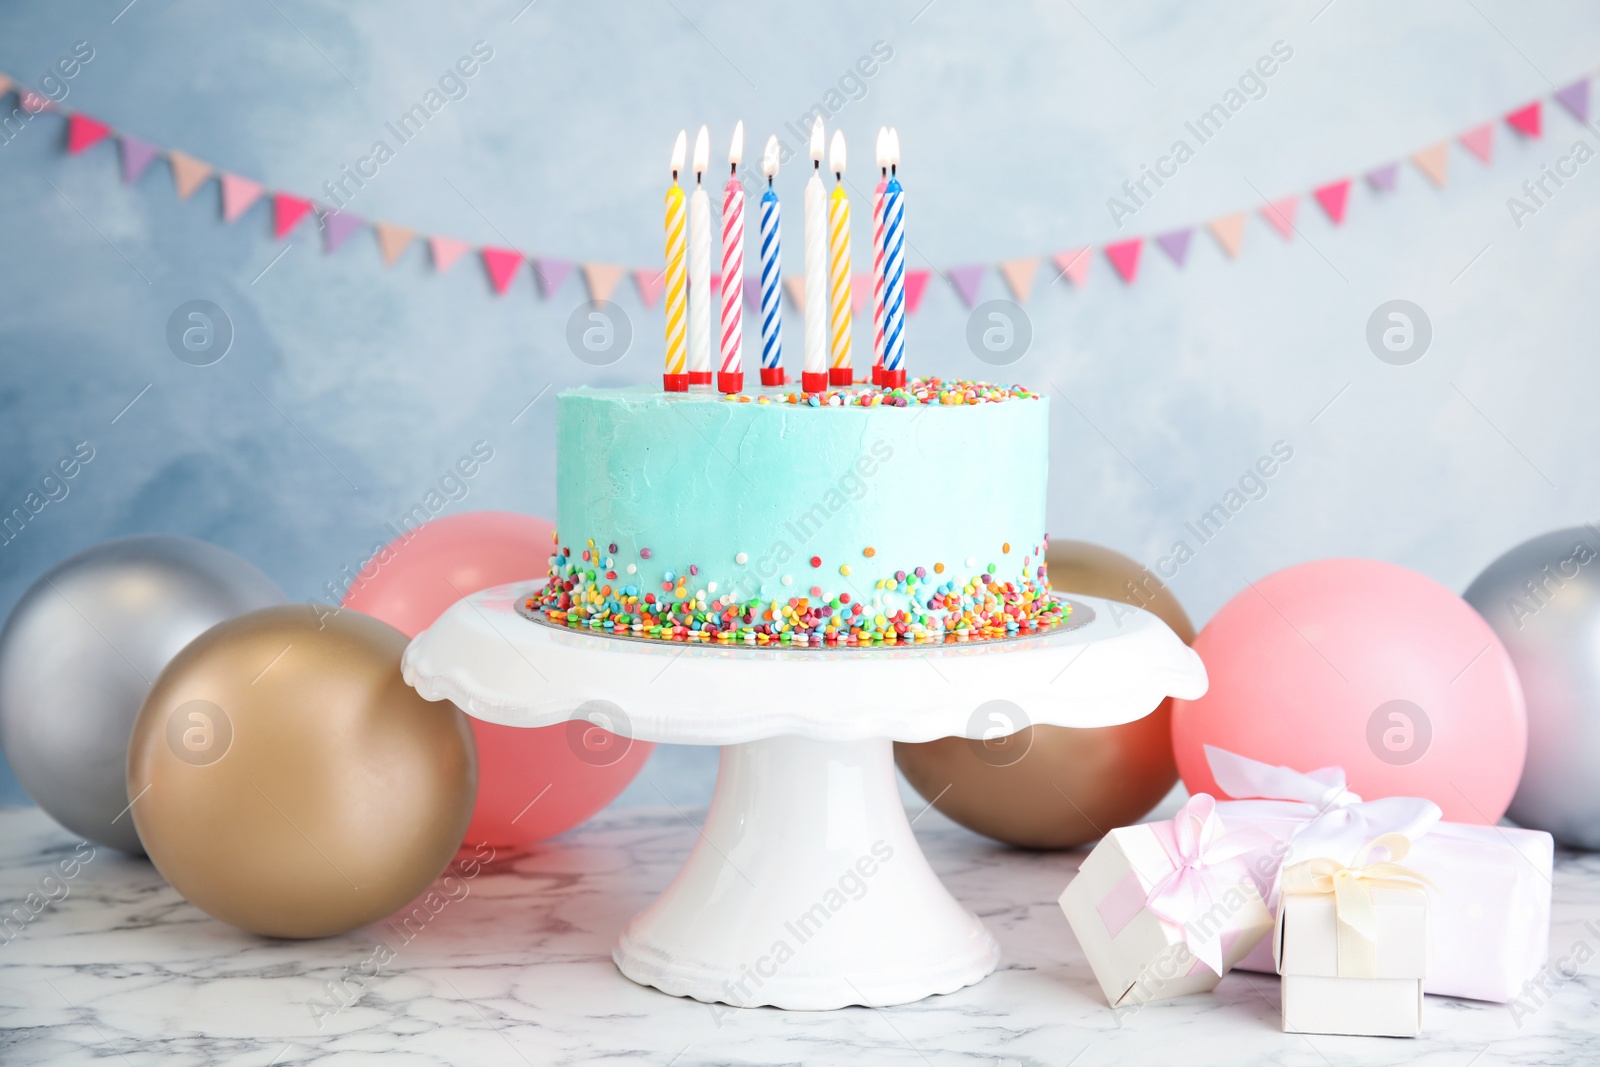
xmin=1279 ymin=833 xmax=1433 ymax=979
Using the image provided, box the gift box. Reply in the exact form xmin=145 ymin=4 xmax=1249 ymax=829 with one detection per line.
xmin=1274 ymin=836 xmax=1432 ymax=1037
xmin=1205 ymin=746 xmax=1552 ymax=1003
xmin=1060 ymin=794 xmax=1275 ymax=1009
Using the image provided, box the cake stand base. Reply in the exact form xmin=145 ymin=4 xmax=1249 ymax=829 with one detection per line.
xmin=613 ymin=735 xmax=998 ymax=1011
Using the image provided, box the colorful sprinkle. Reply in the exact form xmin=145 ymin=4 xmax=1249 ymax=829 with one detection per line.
xmin=840 ymin=564 xmax=852 ymax=576
xmin=810 ymin=556 xmax=822 ymax=568
xmin=640 ymin=548 xmax=653 ymax=559
xmin=863 ymin=546 xmax=876 ymax=558
xmin=735 ymin=552 xmax=748 ymax=565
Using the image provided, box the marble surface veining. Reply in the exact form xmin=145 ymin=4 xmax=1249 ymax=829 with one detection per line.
xmin=2 ymin=804 xmax=1598 ymax=1066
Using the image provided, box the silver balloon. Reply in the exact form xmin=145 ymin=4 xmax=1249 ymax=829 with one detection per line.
xmin=1464 ymin=525 xmax=1600 ymax=849
xmin=0 ymin=536 xmax=284 ymax=853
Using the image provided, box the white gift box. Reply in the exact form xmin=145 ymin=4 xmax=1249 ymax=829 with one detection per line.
xmin=1275 ymin=880 xmax=1430 ymax=1037
xmin=1060 ymin=796 xmax=1274 ymax=1008
xmin=1204 ymin=746 xmax=1552 ymax=1003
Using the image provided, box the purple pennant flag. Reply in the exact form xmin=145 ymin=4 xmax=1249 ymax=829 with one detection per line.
xmin=321 ymin=209 xmax=365 ymax=254
xmin=1555 ymin=78 xmax=1590 ymax=124
xmin=744 ymin=272 xmax=762 ymax=316
xmin=1155 ymin=228 xmax=1193 ymax=268
xmin=947 ymin=264 xmax=986 ymax=309
xmin=1365 ymin=163 xmax=1400 ymax=193
xmin=532 ymin=257 xmax=574 ymax=298
xmin=119 ymin=135 xmax=161 ymax=185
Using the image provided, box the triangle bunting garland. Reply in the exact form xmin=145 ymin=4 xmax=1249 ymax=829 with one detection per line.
xmin=1412 ymin=142 xmax=1450 ymax=187
xmin=583 ymin=262 xmax=625 ymax=305
xmin=169 ymin=151 xmax=213 ymax=200
xmin=220 ymin=174 xmax=264 ymax=222
xmin=66 ymin=114 xmax=111 ymax=155
xmin=1207 ymin=214 xmax=1246 ymax=259
xmin=119 ymin=135 xmax=161 ymax=184
xmin=999 ymin=257 xmax=1040 ymax=301
xmin=634 ymin=268 xmax=665 ymax=309
xmin=375 ymin=223 xmax=414 ymax=266
xmin=2 ymin=70 xmax=1593 ymax=306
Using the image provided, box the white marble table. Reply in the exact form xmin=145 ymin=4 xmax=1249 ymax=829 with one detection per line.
xmin=2 ymin=803 xmax=1598 ymax=1066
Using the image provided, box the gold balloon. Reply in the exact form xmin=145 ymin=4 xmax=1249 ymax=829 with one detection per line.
xmin=895 ymin=540 xmax=1195 ymax=849
xmin=128 ymin=605 xmax=476 ymax=938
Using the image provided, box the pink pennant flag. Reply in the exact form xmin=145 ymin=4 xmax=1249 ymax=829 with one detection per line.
xmin=1506 ymin=101 xmax=1542 ymax=138
xmin=169 ymin=151 xmax=213 ymax=200
xmin=583 ymin=262 xmax=625 ymax=305
xmin=1154 ymin=229 xmax=1192 ymax=267
xmin=430 ymin=235 xmax=471 ymax=273
xmin=783 ymin=276 xmax=806 ymax=314
xmin=66 ymin=113 xmax=112 ymax=155
xmin=634 ymin=268 xmax=665 ymax=309
xmin=744 ymin=272 xmax=762 ymax=316
xmin=119 ymin=135 xmax=160 ymax=184
xmin=220 ymin=174 xmax=264 ymax=223
xmin=999 ymin=257 xmax=1040 ymax=302
xmin=905 ymin=269 xmax=933 ymax=314
xmin=531 ymin=257 xmax=573 ymax=298
xmin=1260 ymin=196 xmax=1299 ymax=239
xmin=851 ymin=272 xmax=873 ymax=316
xmin=1104 ymin=238 xmax=1143 ymax=283
xmin=1555 ymin=79 xmax=1591 ymax=123
xmin=1459 ymin=123 xmax=1494 ymax=164
xmin=1313 ymin=179 xmax=1352 ymax=225
xmin=482 ymin=247 xmax=523 ymax=295
xmin=1365 ymin=162 xmax=1400 ymax=192
xmin=273 ymin=194 xmax=313 ymax=239
xmin=19 ymin=90 xmax=53 ymax=114
xmin=375 ymin=223 xmax=414 ymax=266
xmin=1053 ymin=248 xmax=1092 ymax=287
xmin=1412 ymin=142 xmax=1450 ymax=187
xmin=946 ymin=264 xmax=986 ymax=309
xmin=321 ymin=209 xmax=364 ymax=254
xmin=1208 ymin=214 xmax=1246 ymax=259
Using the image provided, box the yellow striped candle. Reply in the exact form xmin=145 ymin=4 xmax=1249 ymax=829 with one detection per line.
xmin=663 ymin=130 xmax=688 ymax=391
xmin=827 ymin=130 xmax=852 ymax=388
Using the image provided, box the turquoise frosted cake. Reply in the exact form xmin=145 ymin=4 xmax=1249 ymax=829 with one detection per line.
xmin=529 ymin=378 xmax=1064 ymax=646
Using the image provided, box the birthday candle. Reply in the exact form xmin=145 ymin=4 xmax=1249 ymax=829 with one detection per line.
xmin=759 ymin=135 xmax=785 ymax=386
xmin=802 ymin=117 xmax=828 ymax=394
xmin=687 ymin=125 xmax=713 ymax=386
xmin=871 ymin=127 xmax=888 ymax=386
xmin=718 ymin=122 xmax=745 ymax=395
xmin=882 ymin=127 xmax=906 ymax=389
xmin=663 ymin=130 xmax=688 ymax=392
xmin=827 ymin=130 xmax=852 ymax=388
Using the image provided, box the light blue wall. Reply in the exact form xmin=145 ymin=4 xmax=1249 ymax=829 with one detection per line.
xmin=2 ymin=1 xmax=1598 ymax=811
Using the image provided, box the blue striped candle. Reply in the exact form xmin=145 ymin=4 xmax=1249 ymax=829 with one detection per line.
xmin=759 ymin=135 xmax=785 ymax=386
xmin=882 ymin=173 xmax=905 ymax=388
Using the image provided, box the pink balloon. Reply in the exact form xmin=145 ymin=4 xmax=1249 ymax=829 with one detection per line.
xmin=342 ymin=511 xmax=653 ymax=847
xmin=1171 ymin=558 xmax=1525 ymax=824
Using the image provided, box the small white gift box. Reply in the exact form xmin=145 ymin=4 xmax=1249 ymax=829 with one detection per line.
xmin=1060 ymin=795 xmax=1275 ymax=1009
xmin=1274 ymin=834 xmax=1432 ymax=1037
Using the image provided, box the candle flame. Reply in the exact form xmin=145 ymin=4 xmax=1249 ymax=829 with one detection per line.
xmin=875 ymin=127 xmax=889 ymax=170
xmin=809 ymin=117 xmax=825 ymax=162
xmin=829 ymin=130 xmax=846 ymax=175
xmin=887 ymin=127 xmax=901 ymax=167
xmin=692 ymin=125 xmax=710 ymax=176
xmin=728 ymin=120 xmax=744 ymax=167
xmin=670 ymin=129 xmax=687 ymax=174
xmin=762 ymin=134 xmax=780 ymax=178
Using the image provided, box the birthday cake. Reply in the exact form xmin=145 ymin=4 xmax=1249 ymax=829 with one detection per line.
xmin=528 ymin=378 xmax=1065 ymax=647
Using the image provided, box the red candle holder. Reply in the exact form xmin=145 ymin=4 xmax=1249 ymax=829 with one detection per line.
xmin=688 ymin=370 xmax=713 ymax=386
xmin=663 ymin=373 xmax=690 ymax=393
xmin=828 ymin=368 xmax=853 ymax=387
xmin=801 ymin=371 xmax=829 ymax=393
xmin=759 ymin=367 xmax=786 ymax=387
xmin=717 ymin=371 xmax=744 ymax=394
xmin=871 ymin=365 xmax=884 ymax=386
xmin=882 ymin=369 xmax=907 ymax=389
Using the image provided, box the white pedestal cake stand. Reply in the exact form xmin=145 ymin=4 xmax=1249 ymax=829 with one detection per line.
xmin=401 ymin=583 xmax=1207 ymax=1011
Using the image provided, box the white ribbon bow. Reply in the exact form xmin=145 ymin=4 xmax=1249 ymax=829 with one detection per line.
xmin=1204 ymin=745 xmax=1441 ymax=905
